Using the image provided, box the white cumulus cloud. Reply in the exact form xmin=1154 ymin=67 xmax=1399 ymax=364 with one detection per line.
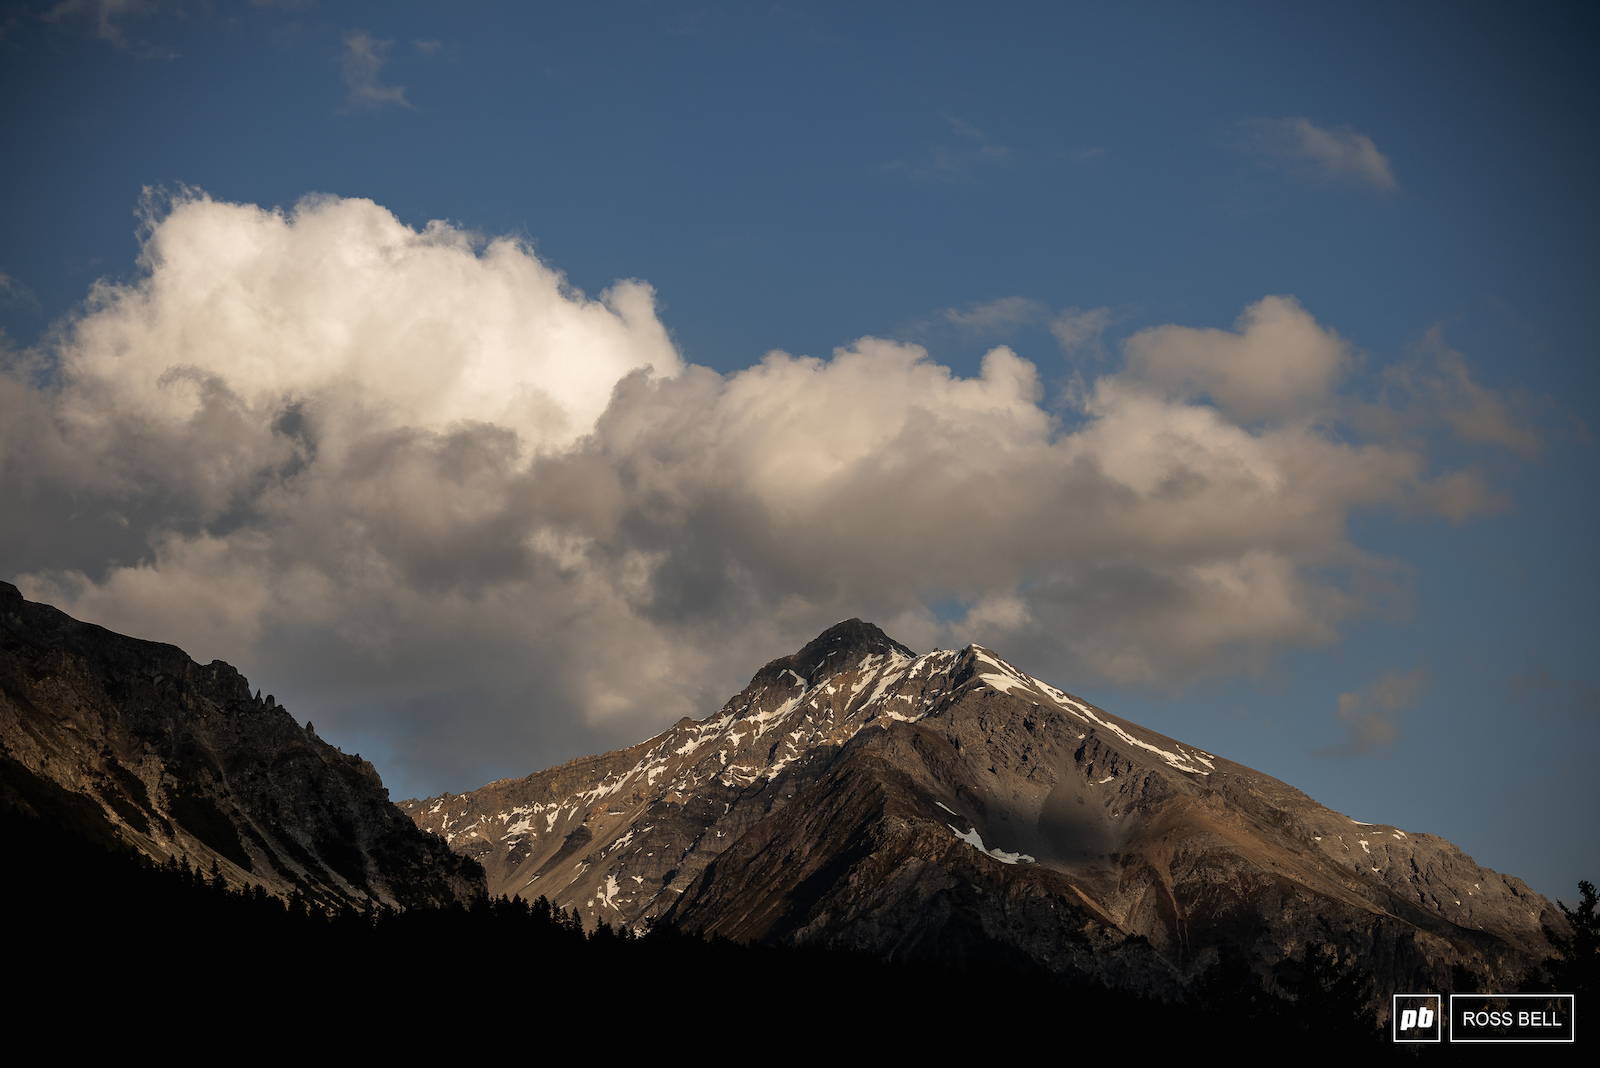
xmin=0 ymin=192 xmax=1534 ymax=795
xmin=1120 ymin=295 xmax=1350 ymax=423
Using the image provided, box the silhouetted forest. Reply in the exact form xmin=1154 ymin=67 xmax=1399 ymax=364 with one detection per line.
xmin=5 ymin=783 xmax=1585 ymax=1056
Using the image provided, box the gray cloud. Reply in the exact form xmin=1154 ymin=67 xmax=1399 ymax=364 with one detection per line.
xmin=1242 ymin=117 xmax=1398 ymax=191
xmin=1319 ymin=666 xmax=1431 ymax=757
xmin=1 ymin=192 xmax=1535 ymax=795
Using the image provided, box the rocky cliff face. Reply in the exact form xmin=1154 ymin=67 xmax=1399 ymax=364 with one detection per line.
xmin=403 ymin=619 xmax=1561 ymax=997
xmin=0 ymin=582 xmax=481 ymax=910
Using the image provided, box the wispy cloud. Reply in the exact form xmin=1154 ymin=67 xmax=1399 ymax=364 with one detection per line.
xmin=0 ymin=271 xmax=42 ymax=315
xmin=1319 ymin=667 xmax=1430 ymax=757
xmin=42 ymin=0 xmax=177 ymax=59
xmin=1406 ymin=328 xmax=1542 ymax=458
xmin=1242 ymin=117 xmax=1397 ymax=191
xmin=341 ymin=29 xmax=412 ymax=111
xmin=899 ymin=295 xmax=1047 ymax=345
xmin=1509 ymin=659 xmax=1600 ymax=718
xmin=944 ymin=296 xmax=1049 ymax=334
xmin=1050 ymin=306 xmax=1113 ymax=355
xmin=886 ymin=116 xmax=1012 ymax=181
xmin=916 ymin=300 xmax=1117 ymax=357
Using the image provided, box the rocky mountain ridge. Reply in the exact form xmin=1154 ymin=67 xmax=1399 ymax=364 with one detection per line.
xmin=404 ymin=618 xmax=1562 ymax=997
xmin=0 ymin=581 xmax=481 ymax=909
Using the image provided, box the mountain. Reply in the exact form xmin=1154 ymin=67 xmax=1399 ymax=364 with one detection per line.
xmin=0 ymin=581 xmax=481 ymax=910
xmin=403 ymin=619 xmax=1562 ymax=998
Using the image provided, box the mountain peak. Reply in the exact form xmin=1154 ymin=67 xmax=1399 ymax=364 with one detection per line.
xmin=406 ymin=625 xmax=1562 ymax=1004
xmin=751 ymin=618 xmax=916 ymax=690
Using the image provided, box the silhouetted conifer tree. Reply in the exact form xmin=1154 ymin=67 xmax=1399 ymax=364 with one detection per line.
xmin=1542 ymin=879 xmax=1598 ymax=997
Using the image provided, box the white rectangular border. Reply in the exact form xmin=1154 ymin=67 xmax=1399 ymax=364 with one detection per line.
xmin=1448 ymin=993 xmax=1576 ymax=1044
xmin=1392 ymin=993 xmax=1443 ymax=1043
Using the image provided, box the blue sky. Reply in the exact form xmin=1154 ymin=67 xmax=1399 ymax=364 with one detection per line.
xmin=1 ymin=2 xmax=1595 ymax=901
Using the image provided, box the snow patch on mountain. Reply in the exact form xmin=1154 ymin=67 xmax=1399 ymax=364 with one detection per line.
xmin=949 ymin=824 xmax=1035 ymax=865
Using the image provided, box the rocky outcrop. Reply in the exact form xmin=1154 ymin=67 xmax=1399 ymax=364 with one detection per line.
xmin=0 ymin=581 xmax=481 ymax=909
xmin=405 ymin=619 xmax=1563 ymax=999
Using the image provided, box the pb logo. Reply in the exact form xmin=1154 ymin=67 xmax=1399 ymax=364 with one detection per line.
xmin=1399 ymin=1006 xmax=1434 ymax=1030
xmin=1393 ymin=994 xmax=1443 ymax=1043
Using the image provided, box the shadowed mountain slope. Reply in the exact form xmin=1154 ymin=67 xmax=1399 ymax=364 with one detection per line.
xmin=405 ymin=619 xmax=1562 ymax=999
xmin=0 ymin=581 xmax=481 ymax=910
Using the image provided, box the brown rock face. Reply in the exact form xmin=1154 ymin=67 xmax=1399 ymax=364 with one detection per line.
xmin=405 ymin=619 xmax=1562 ymax=998
xmin=0 ymin=582 xmax=481 ymax=909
